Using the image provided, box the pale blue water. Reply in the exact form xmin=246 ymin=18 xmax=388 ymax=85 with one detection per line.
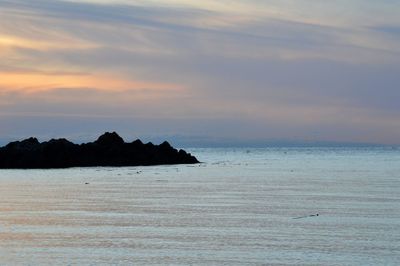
xmin=0 ymin=147 xmax=399 ymax=265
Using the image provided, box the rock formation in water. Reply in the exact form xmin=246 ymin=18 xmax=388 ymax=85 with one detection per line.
xmin=0 ymin=132 xmax=199 ymax=169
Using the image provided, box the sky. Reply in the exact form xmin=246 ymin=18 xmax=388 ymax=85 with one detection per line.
xmin=1 ymin=0 xmax=400 ymax=146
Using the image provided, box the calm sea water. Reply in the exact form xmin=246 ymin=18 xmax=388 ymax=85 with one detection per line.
xmin=0 ymin=147 xmax=399 ymax=265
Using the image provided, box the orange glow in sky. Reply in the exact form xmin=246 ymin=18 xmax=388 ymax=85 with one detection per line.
xmin=0 ymin=71 xmax=182 ymax=94
xmin=0 ymin=0 xmax=399 ymax=144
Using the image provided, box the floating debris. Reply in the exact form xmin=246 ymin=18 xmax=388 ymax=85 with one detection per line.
xmin=293 ymin=213 xmax=319 ymax=219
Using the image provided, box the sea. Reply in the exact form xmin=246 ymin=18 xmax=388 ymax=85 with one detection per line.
xmin=0 ymin=147 xmax=399 ymax=265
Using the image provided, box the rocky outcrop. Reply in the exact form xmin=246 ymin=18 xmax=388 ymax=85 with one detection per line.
xmin=0 ymin=132 xmax=199 ymax=169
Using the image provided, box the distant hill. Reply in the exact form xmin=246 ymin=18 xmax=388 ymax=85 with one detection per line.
xmin=0 ymin=132 xmax=199 ymax=169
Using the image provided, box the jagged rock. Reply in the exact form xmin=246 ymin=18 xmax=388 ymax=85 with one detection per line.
xmin=94 ymin=132 xmax=124 ymax=146
xmin=0 ymin=132 xmax=199 ymax=169
xmin=6 ymin=137 xmax=39 ymax=150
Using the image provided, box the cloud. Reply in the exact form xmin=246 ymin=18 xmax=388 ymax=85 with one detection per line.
xmin=2 ymin=0 xmax=399 ymax=62
xmin=0 ymin=0 xmax=400 ymax=144
xmin=371 ymin=25 xmax=400 ymax=37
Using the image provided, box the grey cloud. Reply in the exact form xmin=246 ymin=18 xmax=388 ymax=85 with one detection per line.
xmin=1 ymin=0 xmax=386 ymax=57
xmin=0 ymin=0 xmax=219 ymax=34
xmin=1 ymin=0 xmax=400 ymax=144
xmin=371 ymin=25 xmax=400 ymax=36
xmin=31 ymin=44 xmax=400 ymax=113
xmin=13 ymin=40 xmax=400 ymax=120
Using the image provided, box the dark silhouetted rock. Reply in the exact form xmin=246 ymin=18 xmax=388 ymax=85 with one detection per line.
xmin=0 ymin=132 xmax=199 ymax=169
xmin=94 ymin=132 xmax=124 ymax=146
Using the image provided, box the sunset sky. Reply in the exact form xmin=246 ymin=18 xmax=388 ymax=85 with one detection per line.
xmin=1 ymin=0 xmax=400 ymax=145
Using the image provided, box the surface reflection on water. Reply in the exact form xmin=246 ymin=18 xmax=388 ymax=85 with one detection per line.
xmin=0 ymin=148 xmax=399 ymax=265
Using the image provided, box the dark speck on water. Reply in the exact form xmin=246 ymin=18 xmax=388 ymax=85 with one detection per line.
xmin=293 ymin=213 xmax=320 ymax=219
xmin=0 ymin=147 xmax=398 ymax=265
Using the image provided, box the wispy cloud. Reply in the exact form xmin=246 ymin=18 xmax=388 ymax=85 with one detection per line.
xmin=0 ymin=0 xmax=399 ymax=144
